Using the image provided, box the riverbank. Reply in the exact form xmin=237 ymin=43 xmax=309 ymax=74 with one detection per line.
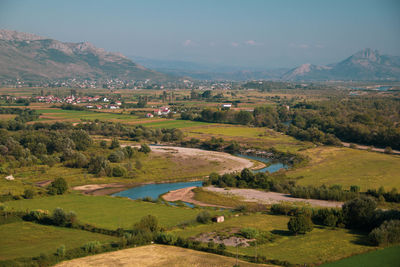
xmin=162 ymin=186 xmax=229 ymax=208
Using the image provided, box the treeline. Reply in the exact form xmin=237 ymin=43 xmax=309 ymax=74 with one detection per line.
xmin=205 ymin=168 xmax=399 ymax=204
xmin=183 ymin=98 xmax=400 ymax=149
xmin=271 ymin=197 xmax=400 ymax=246
xmin=0 ymin=107 xmax=39 ymax=125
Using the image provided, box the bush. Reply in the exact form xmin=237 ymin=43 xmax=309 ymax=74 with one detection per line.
xmin=196 ymin=211 xmax=211 ymax=224
xmin=343 ymin=197 xmax=377 ymax=230
xmin=52 ymin=208 xmax=67 ymax=226
xmin=112 ymin=165 xmax=126 ymax=177
xmin=110 ymin=138 xmax=120 ymax=149
xmin=288 ymin=215 xmax=313 ymax=235
xmin=23 ymin=189 xmax=35 ymax=199
xmin=82 ymin=241 xmax=101 ymax=253
xmin=133 ymin=215 xmax=159 ymax=233
xmin=156 ymin=233 xmax=177 ymax=245
xmin=139 ymin=144 xmax=151 ymax=154
xmin=369 ymin=220 xmax=400 ymax=246
xmin=56 ymin=245 xmax=66 ymax=257
xmin=48 ymin=178 xmax=68 ymax=195
xmin=240 ymin=228 xmax=259 ymax=239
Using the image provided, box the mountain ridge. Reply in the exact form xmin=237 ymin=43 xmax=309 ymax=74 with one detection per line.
xmin=0 ymin=29 xmax=170 ymax=81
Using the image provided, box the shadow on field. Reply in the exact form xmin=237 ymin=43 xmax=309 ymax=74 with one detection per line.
xmin=271 ymin=229 xmax=292 ymax=236
xmin=349 ymin=229 xmax=374 ymax=246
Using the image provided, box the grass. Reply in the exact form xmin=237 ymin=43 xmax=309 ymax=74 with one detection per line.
xmin=170 ymin=213 xmax=373 ymax=265
xmin=321 ymin=245 xmax=400 ymax=267
xmin=193 ymin=187 xmax=257 ymax=208
xmin=137 ymin=119 xmax=212 ymax=129
xmin=0 ymin=221 xmax=117 ymax=260
xmin=4 ymin=193 xmax=216 ymax=230
xmin=36 ymin=108 xmax=140 ymax=122
xmin=56 ymin=244 xmax=269 ymax=267
xmin=183 ymin=124 xmax=312 ymax=152
xmin=287 ymin=146 xmax=400 ymax=190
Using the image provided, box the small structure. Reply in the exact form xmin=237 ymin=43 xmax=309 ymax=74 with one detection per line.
xmin=5 ymin=175 xmax=14 ymax=181
xmin=212 ymin=215 xmax=225 ymax=223
xmin=222 ymin=104 xmax=232 ymax=110
xmin=146 ymin=113 xmax=154 ymax=118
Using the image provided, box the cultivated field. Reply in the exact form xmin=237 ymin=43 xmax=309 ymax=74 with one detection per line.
xmin=56 ymin=244 xmax=270 ymax=267
xmin=0 ymin=221 xmax=117 ymax=260
xmin=287 ymin=147 xmax=400 ymax=190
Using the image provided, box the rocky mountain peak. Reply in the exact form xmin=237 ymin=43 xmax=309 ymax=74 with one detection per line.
xmin=0 ymin=29 xmax=47 ymax=41
xmin=351 ymin=48 xmax=381 ymax=62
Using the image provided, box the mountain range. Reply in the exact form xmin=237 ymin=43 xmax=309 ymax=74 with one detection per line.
xmin=0 ymin=30 xmax=169 ymax=81
xmin=282 ymin=48 xmax=400 ymax=81
xmin=0 ymin=29 xmax=399 ymax=82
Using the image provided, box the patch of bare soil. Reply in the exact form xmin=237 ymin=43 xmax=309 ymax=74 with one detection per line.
xmin=35 ymin=180 xmax=52 ymax=187
xmin=162 ymin=186 xmax=228 ymax=208
xmin=194 ymin=228 xmax=254 ymax=247
xmin=205 ymin=186 xmax=343 ymax=208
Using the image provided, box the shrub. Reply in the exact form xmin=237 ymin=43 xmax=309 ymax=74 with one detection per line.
xmin=52 ymin=208 xmax=67 ymax=226
xmin=56 ymin=245 xmax=66 ymax=257
xmin=133 ymin=215 xmax=159 ymax=233
xmin=156 ymin=233 xmax=177 ymax=245
xmin=369 ymin=220 xmax=400 ymax=246
xmin=196 ymin=211 xmax=211 ymax=224
xmin=23 ymin=189 xmax=35 ymax=199
xmin=82 ymin=241 xmax=101 ymax=253
xmin=240 ymin=227 xmax=259 ymax=239
xmin=112 ymin=165 xmax=126 ymax=177
xmin=323 ymin=214 xmax=338 ymax=228
xmin=48 ymin=178 xmax=68 ymax=195
xmin=139 ymin=144 xmax=151 ymax=154
xmin=110 ymin=138 xmax=120 ymax=149
xmin=288 ymin=215 xmax=313 ymax=235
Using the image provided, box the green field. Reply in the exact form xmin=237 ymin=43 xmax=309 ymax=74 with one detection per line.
xmin=0 ymin=221 xmax=117 ymax=260
xmin=170 ymin=213 xmax=373 ymax=265
xmin=139 ymin=119 xmax=212 ymax=129
xmin=322 ymin=246 xmax=400 ymax=267
xmin=36 ymin=108 xmax=140 ymax=122
xmin=4 ymin=194 xmax=216 ymax=229
xmin=287 ymin=147 xmax=400 ymax=190
xmin=184 ymin=124 xmax=311 ymax=152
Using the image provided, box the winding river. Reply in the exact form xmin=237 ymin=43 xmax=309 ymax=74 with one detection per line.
xmin=113 ymin=153 xmax=288 ymax=202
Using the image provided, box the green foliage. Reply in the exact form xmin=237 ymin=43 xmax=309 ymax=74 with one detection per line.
xmin=133 ymin=215 xmax=159 ymax=233
xmin=23 ymin=189 xmax=35 ymax=199
xmin=240 ymin=227 xmax=259 ymax=239
xmin=56 ymin=245 xmax=66 ymax=257
xmin=48 ymin=178 xmax=68 ymax=195
xmin=343 ymin=197 xmax=377 ymax=230
xmin=112 ymin=165 xmax=126 ymax=177
xmin=196 ymin=211 xmax=211 ymax=224
xmin=369 ymin=220 xmax=400 ymax=246
xmin=82 ymin=240 xmax=101 ymax=253
xmin=288 ymin=215 xmax=314 ymax=235
xmin=109 ymin=138 xmax=120 ymax=149
xmin=139 ymin=144 xmax=151 ymax=154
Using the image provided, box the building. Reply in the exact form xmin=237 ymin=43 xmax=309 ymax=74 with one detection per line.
xmin=212 ymin=215 xmax=225 ymax=223
xmin=146 ymin=113 xmax=154 ymax=118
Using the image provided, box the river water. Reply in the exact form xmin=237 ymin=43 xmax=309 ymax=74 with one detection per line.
xmin=113 ymin=153 xmax=288 ymax=202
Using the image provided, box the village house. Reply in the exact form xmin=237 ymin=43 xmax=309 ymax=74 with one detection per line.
xmin=146 ymin=113 xmax=154 ymax=118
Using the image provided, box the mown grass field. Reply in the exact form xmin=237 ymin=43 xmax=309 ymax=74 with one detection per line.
xmin=137 ymin=119 xmax=212 ymax=129
xmin=0 ymin=221 xmax=117 ymax=260
xmin=170 ymin=213 xmax=373 ymax=265
xmin=183 ymin=124 xmax=312 ymax=152
xmin=4 ymin=194 xmax=214 ymax=229
xmin=56 ymin=244 xmax=269 ymax=267
xmin=321 ymin=245 xmax=400 ymax=267
xmin=287 ymin=147 xmax=400 ymax=190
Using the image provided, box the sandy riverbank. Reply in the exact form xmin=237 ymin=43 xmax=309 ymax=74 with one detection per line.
xmin=162 ymin=186 xmax=228 ymax=208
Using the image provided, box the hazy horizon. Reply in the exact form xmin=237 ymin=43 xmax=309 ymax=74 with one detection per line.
xmin=1 ymin=0 xmax=399 ymax=69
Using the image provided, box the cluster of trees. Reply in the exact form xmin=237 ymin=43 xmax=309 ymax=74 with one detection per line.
xmin=366 ymin=186 xmax=400 ymax=203
xmin=183 ymin=98 xmax=400 ymax=149
xmin=204 ymin=169 xmax=294 ymax=192
xmin=289 ymin=184 xmax=360 ymax=202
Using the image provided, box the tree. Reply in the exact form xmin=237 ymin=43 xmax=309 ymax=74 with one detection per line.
xmin=133 ymin=215 xmax=159 ymax=233
xmin=70 ymin=130 xmax=92 ymax=151
xmin=52 ymin=208 xmax=67 ymax=226
xmin=110 ymin=138 xmax=120 ymax=149
xmin=342 ymin=197 xmax=377 ymax=230
xmin=112 ymin=165 xmax=126 ymax=177
xmin=48 ymin=178 xmax=68 ymax=195
xmin=100 ymin=140 xmax=107 ymax=148
xmin=23 ymin=189 xmax=35 ymax=199
xmin=139 ymin=144 xmax=151 ymax=154
xmin=288 ymin=215 xmax=313 ymax=235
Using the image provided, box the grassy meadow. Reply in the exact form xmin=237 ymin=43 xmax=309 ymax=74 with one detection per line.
xmin=4 ymin=194 xmax=217 ymax=229
xmin=183 ymin=124 xmax=312 ymax=152
xmin=0 ymin=221 xmax=117 ymax=260
xmin=170 ymin=213 xmax=373 ymax=265
xmin=287 ymin=146 xmax=400 ymax=190
xmin=321 ymin=245 xmax=400 ymax=267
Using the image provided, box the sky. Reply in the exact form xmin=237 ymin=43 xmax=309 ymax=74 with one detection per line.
xmin=0 ymin=0 xmax=399 ymax=69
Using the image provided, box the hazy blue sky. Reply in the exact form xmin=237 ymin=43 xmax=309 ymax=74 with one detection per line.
xmin=1 ymin=0 xmax=399 ymax=68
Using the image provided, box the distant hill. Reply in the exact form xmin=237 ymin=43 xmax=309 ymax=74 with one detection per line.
xmin=0 ymin=29 xmax=170 ymax=81
xmin=282 ymin=48 xmax=400 ymax=81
